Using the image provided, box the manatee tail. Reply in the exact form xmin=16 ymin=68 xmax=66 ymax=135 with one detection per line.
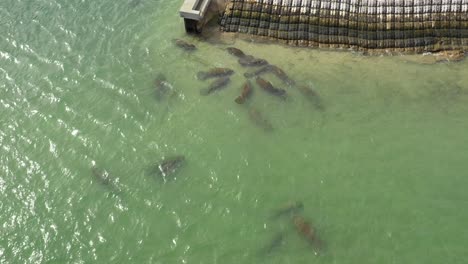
xmin=234 ymin=96 xmax=244 ymax=104
xmin=199 ymin=88 xmax=210 ymax=96
xmin=244 ymin=72 xmax=254 ymax=78
xmin=196 ymin=71 xmax=208 ymax=80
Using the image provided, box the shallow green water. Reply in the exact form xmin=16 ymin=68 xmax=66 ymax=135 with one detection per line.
xmin=1 ymin=0 xmax=468 ymax=263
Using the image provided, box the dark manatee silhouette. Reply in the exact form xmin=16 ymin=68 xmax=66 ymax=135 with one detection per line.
xmin=150 ymin=155 xmax=186 ymax=182
xmin=91 ymin=166 xmax=121 ymax=193
xmin=292 ymin=214 xmax=325 ymax=255
xmin=197 ymin=68 xmax=234 ymax=80
xmin=234 ymin=81 xmax=252 ymax=104
xmin=91 ymin=167 xmax=112 ymax=186
xmin=258 ymin=232 xmax=285 ymax=256
xmin=244 ymin=65 xmax=274 ymax=78
xmin=245 ymin=65 xmax=295 ymax=85
xmin=226 ymin=47 xmax=246 ymax=58
xmin=238 ymin=55 xmax=268 ymax=67
xmin=154 ymin=73 xmax=174 ymax=101
xmin=270 ymin=201 xmax=304 ymax=220
xmin=248 ymin=107 xmax=273 ymax=132
xmin=154 ymin=73 xmax=167 ymax=87
xmin=244 ymin=64 xmax=296 ymax=85
xmin=268 ymin=65 xmax=295 ymax=86
xmin=129 ymin=0 xmax=142 ymax=7
xmin=297 ymin=85 xmax=325 ymax=111
xmin=200 ymin=76 xmax=231 ymax=95
xmin=256 ymin=77 xmax=287 ymax=100
xmin=173 ymin=39 xmax=196 ymax=51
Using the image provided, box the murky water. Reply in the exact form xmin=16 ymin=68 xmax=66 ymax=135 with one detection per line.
xmin=1 ymin=0 xmax=468 ymax=263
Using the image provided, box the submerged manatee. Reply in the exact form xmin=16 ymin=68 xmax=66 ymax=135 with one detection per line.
xmin=154 ymin=73 xmax=167 ymax=87
xmin=258 ymin=232 xmax=285 ymax=256
xmin=234 ymin=81 xmax=253 ymax=104
xmin=297 ymin=85 xmax=324 ymax=111
xmin=154 ymin=73 xmax=174 ymax=101
xmin=200 ymin=76 xmax=231 ymax=95
xmin=238 ymin=55 xmax=268 ymax=67
xmin=271 ymin=201 xmax=304 ymax=220
xmin=91 ymin=167 xmax=112 ymax=186
xmin=91 ymin=166 xmax=120 ymax=193
xmin=244 ymin=65 xmax=274 ymax=78
xmin=129 ymin=0 xmax=141 ymax=7
xmin=197 ymin=68 xmax=234 ymax=80
xmin=153 ymin=155 xmax=186 ymax=182
xmin=173 ymin=39 xmax=196 ymax=51
xmin=269 ymin=65 xmax=295 ymax=86
xmin=248 ymin=107 xmax=273 ymax=132
xmin=245 ymin=65 xmax=295 ymax=85
xmin=227 ymin=47 xmax=246 ymax=58
xmin=292 ymin=215 xmax=324 ymax=255
xmin=256 ymin=77 xmax=287 ymax=100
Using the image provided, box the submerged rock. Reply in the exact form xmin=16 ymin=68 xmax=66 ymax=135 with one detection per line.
xmin=435 ymin=50 xmax=466 ymax=62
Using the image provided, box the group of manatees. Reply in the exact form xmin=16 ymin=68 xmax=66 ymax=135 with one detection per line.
xmin=92 ymin=164 xmax=325 ymax=257
xmin=90 ymin=39 xmax=325 ymax=257
xmin=260 ymin=201 xmax=324 ymax=256
xmin=91 ymin=155 xmax=186 ymax=193
xmin=173 ymin=38 xmax=325 ymax=132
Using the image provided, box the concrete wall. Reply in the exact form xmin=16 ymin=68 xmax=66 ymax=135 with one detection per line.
xmin=198 ymin=0 xmax=229 ymax=29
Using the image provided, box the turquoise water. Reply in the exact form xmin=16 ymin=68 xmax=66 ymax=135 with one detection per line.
xmin=1 ymin=0 xmax=468 ymax=263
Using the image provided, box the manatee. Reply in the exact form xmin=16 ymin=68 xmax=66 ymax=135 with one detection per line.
xmin=292 ymin=215 xmax=324 ymax=255
xmin=234 ymin=81 xmax=253 ymax=104
xmin=173 ymin=39 xmax=196 ymax=51
xmin=91 ymin=167 xmax=112 ymax=186
xmin=153 ymin=155 xmax=186 ymax=182
xmin=238 ymin=55 xmax=268 ymax=67
xmin=154 ymin=73 xmax=167 ymax=87
xmin=91 ymin=166 xmax=120 ymax=193
xmin=248 ymin=107 xmax=273 ymax=132
xmin=197 ymin=68 xmax=234 ymax=80
xmin=297 ymin=85 xmax=324 ymax=111
xmin=244 ymin=65 xmax=274 ymax=78
xmin=154 ymin=73 xmax=174 ymax=101
xmin=227 ymin=47 xmax=246 ymax=58
xmin=256 ymin=77 xmax=287 ymax=100
xmin=200 ymin=76 xmax=231 ymax=95
xmin=129 ymin=0 xmax=141 ymax=7
xmin=258 ymin=232 xmax=285 ymax=256
xmin=269 ymin=65 xmax=295 ymax=86
xmin=271 ymin=201 xmax=304 ymax=220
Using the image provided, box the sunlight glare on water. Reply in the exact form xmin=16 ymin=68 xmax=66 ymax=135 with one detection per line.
xmin=1 ymin=0 xmax=468 ymax=263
